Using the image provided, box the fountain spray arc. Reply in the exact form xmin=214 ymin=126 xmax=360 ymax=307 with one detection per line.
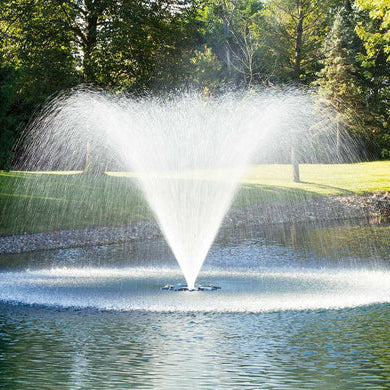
xmin=25 ymin=89 xmax=321 ymax=290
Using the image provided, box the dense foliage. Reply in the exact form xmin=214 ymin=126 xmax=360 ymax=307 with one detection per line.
xmin=0 ymin=0 xmax=389 ymax=168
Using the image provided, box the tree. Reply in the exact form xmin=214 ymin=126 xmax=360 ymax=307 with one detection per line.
xmin=189 ymin=45 xmax=224 ymax=92
xmin=228 ymin=1 xmax=265 ymax=86
xmin=53 ymin=0 xmax=199 ymax=173
xmin=0 ymin=1 xmax=79 ymax=103
xmin=260 ymin=0 xmax=338 ymax=180
xmin=0 ymin=0 xmax=79 ymax=169
xmin=316 ymin=10 xmax=365 ymax=161
xmin=197 ymin=0 xmax=239 ymax=77
xmin=261 ymin=0 xmax=338 ymax=84
xmin=355 ymin=0 xmax=390 ymax=158
xmin=53 ymin=0 xmax=198 ymax=89
xmin=0 ymin=0 xmax=200 ymax=171
xmin=356 ymin=0 xmax=390 ymax=63
xmin=0 ymin=59 xmax=17 ymax=169
xmin=196 ymin=0 xmax=266 ymax=86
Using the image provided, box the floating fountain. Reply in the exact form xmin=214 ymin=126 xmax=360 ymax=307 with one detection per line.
xmin=23 ymin=88 xmax=326 ymax=290
xmin=3 ymin=89 xmax=390 ymax=390
xmin=14 ymin=90 xmax=342 ymax=290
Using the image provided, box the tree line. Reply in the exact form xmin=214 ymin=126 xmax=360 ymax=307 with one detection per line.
xmin=0 ymin=0 xmax=389 ymax=169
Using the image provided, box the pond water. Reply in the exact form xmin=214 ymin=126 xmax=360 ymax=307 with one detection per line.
xmin=1 ymin=219 xmax=390 ymax=389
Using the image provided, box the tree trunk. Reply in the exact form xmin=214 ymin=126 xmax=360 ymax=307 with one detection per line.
xmin=221 ymin=0 xmax=239 ymax=74
xmin=83 ymin=141 xmax=107 ymax=175
xmin=291 ymin=1 xmax=304 ymax=180
xmin=291 ymin=145 xmax=300 ymax=183
xmin=223 ymin=21 xmax=232 ymax=72
xmin=294 ymin=1 xmax=304 ymax=82
xmin=83 ymin=13 xmax=98 ymax=83
xmin=336 ymin=115 xmax=341 ymax=162
xmin=82 ymin=7 xmax=103 ymax=174
xmin=58 ymin=2 xmax=105 ymax=174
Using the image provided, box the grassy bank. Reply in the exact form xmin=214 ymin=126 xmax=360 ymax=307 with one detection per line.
xmin=237 ymin=161 xmax=390 ymax=204
xmin=0 ymin=172 xmax=151 ymax=234
xmin=1 ymin=161 xmax=389 ymax=234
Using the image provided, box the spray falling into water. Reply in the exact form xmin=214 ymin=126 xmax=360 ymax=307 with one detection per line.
xmin=23 ymin=89 xmax=334 ymax=289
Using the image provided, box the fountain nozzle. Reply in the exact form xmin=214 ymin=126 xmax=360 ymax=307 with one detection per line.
xmin=161 ymin=284 xmax=221 ymax=292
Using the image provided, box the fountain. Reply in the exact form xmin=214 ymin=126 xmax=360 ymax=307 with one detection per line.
xmin=2 ymin=88 xmax=390 ymax=389
xmin=23 ymin=88 xmax=323 ymax=290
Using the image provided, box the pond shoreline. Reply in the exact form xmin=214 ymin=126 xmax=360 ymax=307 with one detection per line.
xmin=1 ymin=192 xmax=389 ymax=255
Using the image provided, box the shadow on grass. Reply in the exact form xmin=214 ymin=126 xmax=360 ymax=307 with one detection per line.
xmin=0 ymin=172 xmax=357 ymax=235
xmin=0 ymin=173 xmax=152 ymax=234
xmin=234 ymin=182 xmax=354 ymax=207
xmin=299 ymin=181 xmax=355 ymax=195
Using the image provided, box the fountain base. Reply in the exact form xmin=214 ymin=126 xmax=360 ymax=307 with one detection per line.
xmin=161 ymin=284 xmax=221 ymax=292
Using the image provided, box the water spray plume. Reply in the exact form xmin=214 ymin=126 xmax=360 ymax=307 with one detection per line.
xmin=22 ymin=88 xmax=332 ymax=289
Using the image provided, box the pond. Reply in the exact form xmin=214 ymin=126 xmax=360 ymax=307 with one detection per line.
xmin=1 ymin=219 xmax=390 ymax=389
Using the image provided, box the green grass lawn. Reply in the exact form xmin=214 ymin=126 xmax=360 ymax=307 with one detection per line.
xmin=1 ymin=161 xmax=389 ymax=234
xmin=0 ymin=171 xmax=152 ymax=234
xmin=236 ymin=161 xmax=390 ymax=205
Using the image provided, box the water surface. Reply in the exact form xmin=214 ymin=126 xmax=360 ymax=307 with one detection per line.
xmin=1 ymin=220 xmax=390 ymax=389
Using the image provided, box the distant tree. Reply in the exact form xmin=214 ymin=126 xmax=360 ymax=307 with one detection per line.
xmin=0 ymin=1 xmax=79 ymax=103
xmin=261 ymin=0 xmax=338 ymax=84
xmin=0 ymin=60 xmax=18 ymax=170
xmin=316 ymin=10 xmax=366 ymax=161
xmin=0 ymin=1 xmax=77 ymax=115
xmin=0 ymin=1 xmax=79 ymax=169
xmin=197 ymin=0 xmax=238 ymax=79
xmin=356 ymin=0 xmax=390 ymax=63
xmin=260 ymin=0 xmax=338 ymax=180
xmin=52 ymin=0 xmax=198 ymax=89
xmin=228 ymin=1 xmax=265 ymax=86
xmin=197 ymin=0 xmax=266 ymax=86
xmin=52 ymin=0 xmax=199 ymax=172
xmin=0 ymin=0 xmax=199 ymax=171
xmin=355 ymin=0 xmax=390 ymax=158
xmin=189 ymin=45 xmax=224 ymax=92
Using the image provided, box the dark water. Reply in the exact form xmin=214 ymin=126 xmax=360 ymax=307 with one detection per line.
xmin=1 ymin=220 xmax=390 ymax=389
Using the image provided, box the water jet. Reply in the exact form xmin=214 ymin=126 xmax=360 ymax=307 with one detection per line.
xmin=21 ymin=88 xmax=328 ymax=289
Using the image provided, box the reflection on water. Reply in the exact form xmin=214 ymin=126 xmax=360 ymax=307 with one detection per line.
xmin=1 ymin=304 xmax=390 ymax=389
xmin=1 ymin=219 xmax=390 ymax=388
